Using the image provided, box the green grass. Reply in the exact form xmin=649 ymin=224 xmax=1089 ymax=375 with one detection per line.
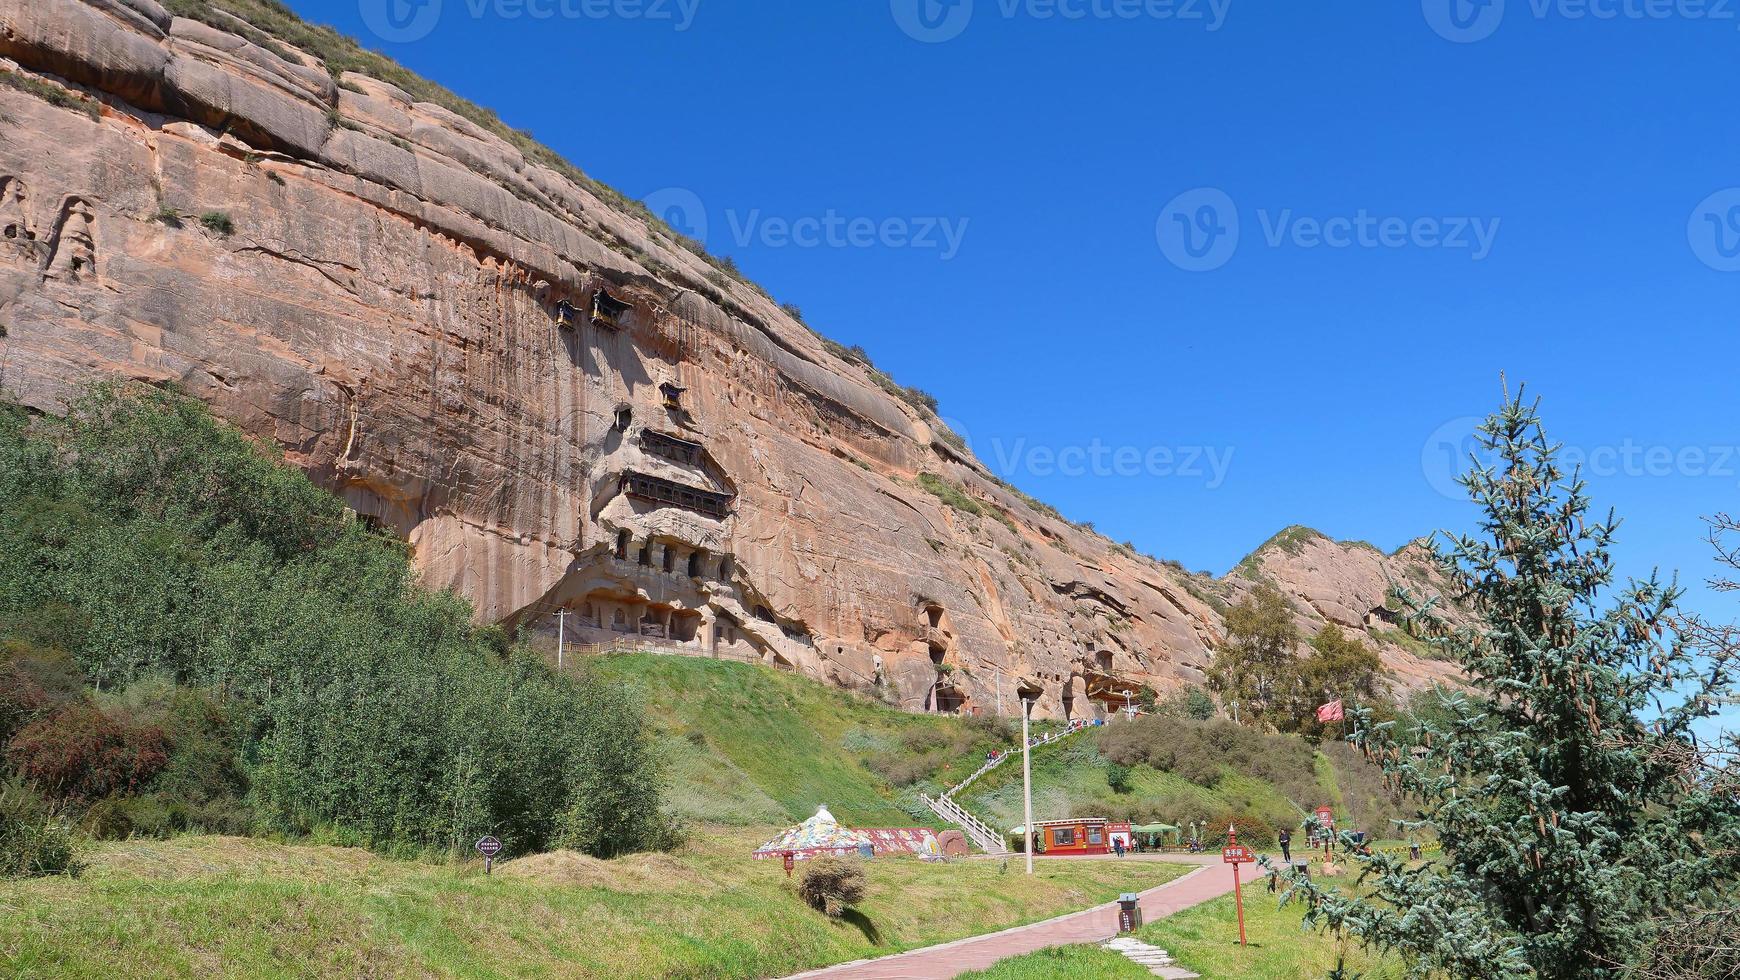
xmin=0 ymin=70 xmax=100 ymax=120
xmin=198 ymin=211 xmax=235 ymax=235
xmin=958 ymin=943 xmax=1154 ymax=978
xmin=592 ymin=654 xmax=1010 ymax=827
xmin=1136 ymin=890 xmax=1402 ymax=979
xmin=916 ymin=472 xmax=984 ymax=516
xmin=0 ymin=830 xmax=1192 ymax=979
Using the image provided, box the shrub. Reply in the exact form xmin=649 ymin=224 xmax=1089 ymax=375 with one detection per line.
xmin=550 ymin=673 xmax=684 ymax=858
xmin=101 ymin=677 xmax=246 ymax=808
xmin=916 ymin=473 xmax=983 ymax=516
xmin=1204 ymin=812 xmax=1275 ymax=850
xmin=797 ymin=856 xmax=867 ymax=916
xmin=1105 ymin=762 xmax=1133 ymax=794
xmin=0 ymin=639 xmax=83 ymax=742
xmin=7 ymin=700 xmax=168 ymax=801
xmin=0 ymin=70 xmax=99 ymax=120
xmin=0 ymin=781 xmax=81 ymax=878
xmin=198 ymin=211 xmax=234 ymax=235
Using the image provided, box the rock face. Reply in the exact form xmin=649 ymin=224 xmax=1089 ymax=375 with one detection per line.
xmin=0 ymin=0 xmax=1460 ymax=718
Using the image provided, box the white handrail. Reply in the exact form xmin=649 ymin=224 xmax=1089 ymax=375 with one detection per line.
xmin=925 ymin=718 xmax=1106 ymax=856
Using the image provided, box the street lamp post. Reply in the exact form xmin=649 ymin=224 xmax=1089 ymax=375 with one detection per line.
xmin=1022 ymin=697 xmax=1034 ymax=876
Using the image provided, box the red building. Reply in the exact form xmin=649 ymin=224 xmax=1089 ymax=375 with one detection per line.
xmin=1033 ymin=818 xmax=1111 ymax=856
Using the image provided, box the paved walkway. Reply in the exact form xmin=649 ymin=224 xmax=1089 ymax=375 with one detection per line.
xmin=781 ymin=858 xmax=1268 ymax=980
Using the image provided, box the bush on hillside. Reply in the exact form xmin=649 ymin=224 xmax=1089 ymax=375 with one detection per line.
xmin=1154 ymin=685 xmax=1216 ymax=721
xmin=7 ymin=700 xmax=169 ymax=801
xmin=1099 ymin=715 xmax=1322 ymax=800
xmin=797 ymin=856 xmax=867 ymax=917
xmin=1204 ymin=813 xmax=1275 ymax=850
xmin=0 ymin=639 xmax=83 ymax=743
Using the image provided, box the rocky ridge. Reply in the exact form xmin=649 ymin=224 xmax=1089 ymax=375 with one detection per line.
xmin=0 ymin=0 xmax=1459 ymax=718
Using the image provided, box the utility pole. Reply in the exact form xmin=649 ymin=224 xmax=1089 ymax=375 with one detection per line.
xmin=556 ymin=607 xmax=566 ymax=672
xmin=1022 ymin=697 xmax=1035 ymax=876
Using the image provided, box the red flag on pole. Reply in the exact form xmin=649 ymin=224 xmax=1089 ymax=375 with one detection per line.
xmin=1316 ymin=700 xmax=1345 ymax=723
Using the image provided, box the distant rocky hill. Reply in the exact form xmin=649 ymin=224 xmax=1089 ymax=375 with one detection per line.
xmin=0 ymin=0 xmax=1459 ymax=718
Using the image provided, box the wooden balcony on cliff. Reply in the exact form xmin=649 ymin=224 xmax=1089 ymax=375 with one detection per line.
xmin=555 ymin=299 xmax=578 ymax=331
xmin=592 ymin=288 xmax=630 ymax=330
xmin=641 ymin=429 xmax=704 ymax=466
xmin=620 ymin=470 xmax=733 ymax=519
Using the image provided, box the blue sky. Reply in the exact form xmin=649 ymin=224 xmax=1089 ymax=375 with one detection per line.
xmin=310 ymin=1 xmax=1738 ymax=726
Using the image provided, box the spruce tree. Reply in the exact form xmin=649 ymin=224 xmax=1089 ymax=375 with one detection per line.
xmin=1292 ymin=390 xmax=1740 ymax=979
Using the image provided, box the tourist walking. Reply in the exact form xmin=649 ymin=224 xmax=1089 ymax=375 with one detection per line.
xmin=1279 ymin=828 xmax=1292 ymax=864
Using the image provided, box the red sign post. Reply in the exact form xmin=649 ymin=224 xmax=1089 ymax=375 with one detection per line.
xmin=1316 ymin=806 xmax=1335 ymax=858
xmin=1222 ymin=825 xmax=1253 ymax=946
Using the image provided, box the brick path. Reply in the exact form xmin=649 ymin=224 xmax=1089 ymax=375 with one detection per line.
xmin=780 ymin=857 xmax=1268 ymax=980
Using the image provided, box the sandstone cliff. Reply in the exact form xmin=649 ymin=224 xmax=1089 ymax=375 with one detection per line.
xmin=0 ymin=0 xmax=1459 ymax=718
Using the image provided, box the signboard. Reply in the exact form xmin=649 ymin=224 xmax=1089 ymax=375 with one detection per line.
xmin=1315 ymin=806 xmax=1334 ymax=829
xmin=476 ymin=835 xmax=502 ymax=874
xmin=1222 ymin=844 xmax=1254 ymax=864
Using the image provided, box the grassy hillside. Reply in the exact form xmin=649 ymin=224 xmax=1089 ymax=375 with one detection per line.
xmin=592 ymin=654 xmax=1016 ymax=827
xmin=0 ymin=829 xmax=1190 ymax=979
xmin=592 ymin=654 xmax=1408 ymax=846
xmin=956 ymin=719 xmax=1402 ymax=845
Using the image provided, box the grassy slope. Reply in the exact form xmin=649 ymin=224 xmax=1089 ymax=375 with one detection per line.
xmin=0 ymin=830 xmax=1191 ymax=979
xmin=957 ymin=732 xmax=1369 ymax=835
xmin=592 ymin=654 xmax=1010 ymax=827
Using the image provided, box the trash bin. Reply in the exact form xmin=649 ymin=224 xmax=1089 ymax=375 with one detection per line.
xmin=1293 ymin=859 xmax=1311 ymax=879
xmin=1117 ymin=893 xmax=1143 ymax=933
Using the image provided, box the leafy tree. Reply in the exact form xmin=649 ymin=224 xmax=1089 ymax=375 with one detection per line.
xmin=1156 ymin=684 xmax=1216 ymax=720
xmin=1285 ymin=625 xmax=1386 ymax=737
xmin=1290 ymin=391 xmax=1740 ymax=979
xmin=1207 ymin=583 xmax=1300 ymax=725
